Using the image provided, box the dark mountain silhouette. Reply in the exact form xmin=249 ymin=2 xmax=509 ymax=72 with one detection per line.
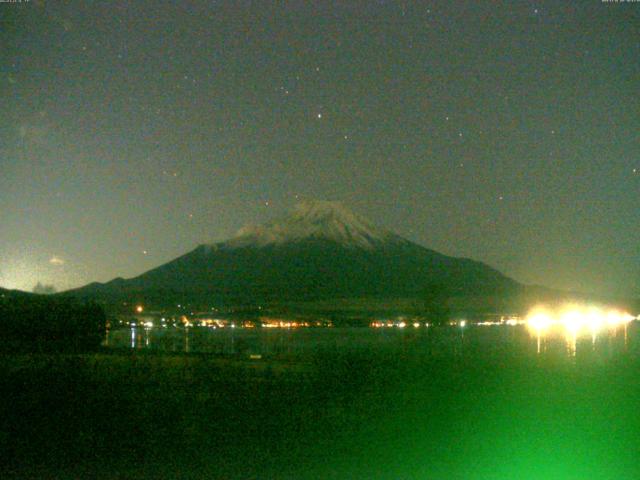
xmin=64 ymin=200 xmax=522 ymax=309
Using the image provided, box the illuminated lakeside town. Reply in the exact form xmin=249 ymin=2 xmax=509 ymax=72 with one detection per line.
xmin=105 ymin=302 xmax=639 ymax=359
xmin=120 ymin=303 xmax=637 ymax=332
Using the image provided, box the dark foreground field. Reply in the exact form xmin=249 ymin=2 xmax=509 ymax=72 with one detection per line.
xmin=2 ymin=336 xmax=640 ymax=479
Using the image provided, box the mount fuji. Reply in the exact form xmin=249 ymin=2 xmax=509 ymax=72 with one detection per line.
xmin=66 ymin=200 xmax=521 ymax=309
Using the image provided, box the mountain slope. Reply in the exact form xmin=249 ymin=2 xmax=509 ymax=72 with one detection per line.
xmin=64 ymin=200 xmax=521 ymax=307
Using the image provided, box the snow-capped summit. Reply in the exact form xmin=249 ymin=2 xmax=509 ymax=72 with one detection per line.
xmin=226 ymin=200 xmax=400 ymax=250
xmin=66 ymin=198 xmax=521 ymax=307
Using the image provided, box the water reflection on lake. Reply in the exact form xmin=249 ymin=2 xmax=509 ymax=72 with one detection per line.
xmin=103 ymin=322 xmax=640 ymax=359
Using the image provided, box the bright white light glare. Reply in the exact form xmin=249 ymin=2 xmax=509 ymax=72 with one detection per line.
xmin=561 ymin=310 xmax=583 ymax=335
xmin=585 ymin=307 xmax=604 ymax=332
xmin=459 ymin=320 xmax=467 ymax=328
xmin=605 ymin=309 xmax=634 ymax=327
xmin=526 ymin=304 xmax=635 ymax=339
xmin=527 ymin=311 xmax=552 ymax=331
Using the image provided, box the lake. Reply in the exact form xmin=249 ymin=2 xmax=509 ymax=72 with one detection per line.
xmin=3 ymin=322 xmax=640 ymax=479
xmin=103 ymin=321 xmax=640 ymax=361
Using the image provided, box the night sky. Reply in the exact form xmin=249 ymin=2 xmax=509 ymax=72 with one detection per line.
xmin=1 ymin=1 xmax=638 ymax=296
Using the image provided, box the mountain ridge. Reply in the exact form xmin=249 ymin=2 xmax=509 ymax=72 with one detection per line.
xmin=62 ymin=200 xmax=523 ymax=311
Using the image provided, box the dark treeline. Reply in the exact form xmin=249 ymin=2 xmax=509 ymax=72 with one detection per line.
xmin=0 ymin=292 xmax=106 ymax=352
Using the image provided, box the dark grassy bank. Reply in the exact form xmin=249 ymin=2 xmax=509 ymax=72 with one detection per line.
xmin=2 ymin=337 xmax=640 ymax=479
xmin=0 ymin=292 xmax=106 ymax=352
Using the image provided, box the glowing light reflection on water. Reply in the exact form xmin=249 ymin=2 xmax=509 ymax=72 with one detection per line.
xmin=103 ymin=321 xmax=639 ymax=360
xmin=525 ymin=304 xmax=636 ymax=357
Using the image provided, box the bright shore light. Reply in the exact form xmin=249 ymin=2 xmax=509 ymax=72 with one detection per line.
xmin=525 ymin=304 xmax=634 ymax=339
xmin=527 ymin=310 xmax=552 ymax=332
xmin=561 ymin=309 xmax=583 ymax=335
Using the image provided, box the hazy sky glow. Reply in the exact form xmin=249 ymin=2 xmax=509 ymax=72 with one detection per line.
xmin=1 ymin=1 xmax=638 ymax=295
